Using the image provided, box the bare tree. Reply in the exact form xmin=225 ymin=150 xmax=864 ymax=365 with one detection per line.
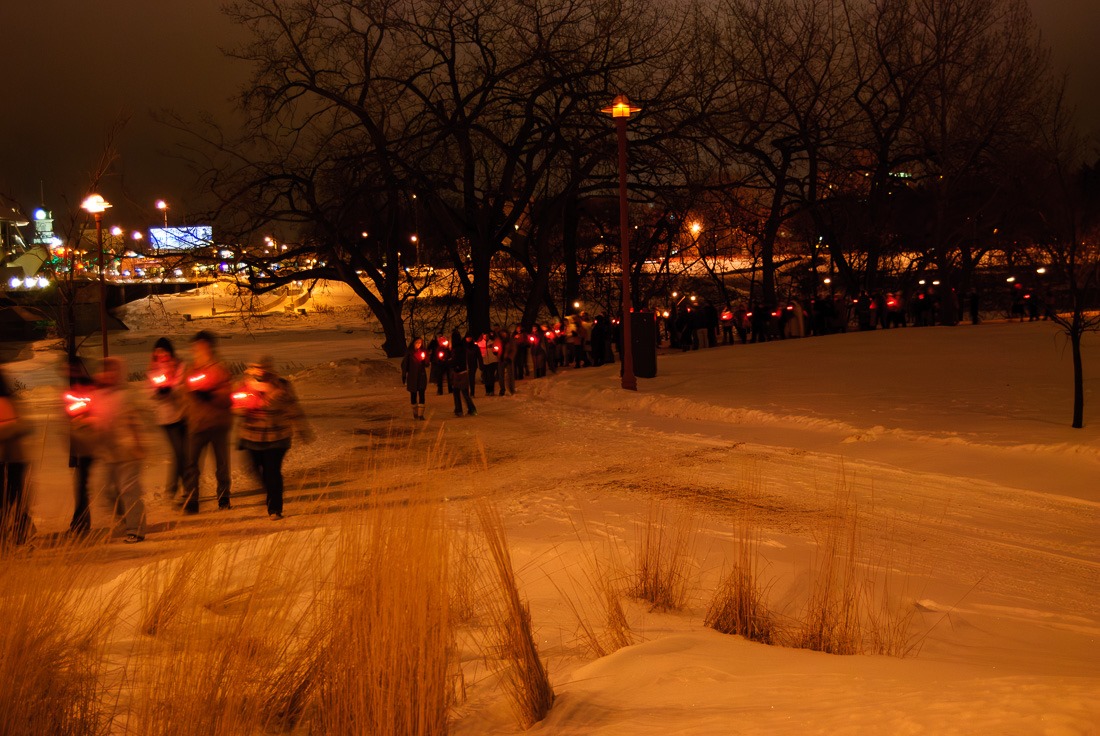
xmin=1015 ymin=91 xmax=1100 ymax=428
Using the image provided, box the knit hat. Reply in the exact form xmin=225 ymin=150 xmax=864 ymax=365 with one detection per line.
xmin=153 ymin=337 xmax=175 ymax=357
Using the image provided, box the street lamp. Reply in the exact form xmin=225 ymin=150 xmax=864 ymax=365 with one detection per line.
xmin=155 ymin=199 xmax=169 ymax=228
xmin=602 ymin=93 xmax=641 ymax=391
xmin=81 ymin=194 xmax=112 ymax=358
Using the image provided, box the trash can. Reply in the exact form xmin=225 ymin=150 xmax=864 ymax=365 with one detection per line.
xmin=631 ymin=310 xmax=657 ymax=378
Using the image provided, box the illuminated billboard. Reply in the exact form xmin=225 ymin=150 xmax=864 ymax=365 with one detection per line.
xmin=149 ymin=226 xmax=213 ymax=251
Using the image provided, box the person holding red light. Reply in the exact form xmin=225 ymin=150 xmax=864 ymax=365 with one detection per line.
xmin=148 ymin=337 xmax=188 ymax=504
xmin=181 ymin=330 xmax=233 ymax=513
xmin=401 ymin=337 xmax=430 ymax=421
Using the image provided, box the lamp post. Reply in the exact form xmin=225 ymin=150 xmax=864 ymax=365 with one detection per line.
xmin=602 ymin=94 xmax=640 ymax=391
xmin=81 ymin=194 xmax=112 ymax=357
xmin=155 ymin=199 xmax=169 ymax=229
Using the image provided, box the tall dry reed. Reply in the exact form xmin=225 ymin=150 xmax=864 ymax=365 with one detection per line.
xmin=0 ymin=541 xmax=122 ymax=736
xmin=476 ymin=500 xmax=555 ymax=729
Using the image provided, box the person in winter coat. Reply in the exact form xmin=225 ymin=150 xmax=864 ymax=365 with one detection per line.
xmin=482 ymin=332 xmax=500 ymax=396
xmin=0 ymin=368 xmax=32 ymax=548
xmin=528 ymin=326 xmax=548 ymax=377
xmin=512 ymin=324 xmax=529 ymax=380
xmin=428 ymin=334 xmax=451 ymax=395
xmin=499 ymin=329 xmax=517 ymax=395
xmin=233 ymin=356 xmax=313 ymax=520
xmin=148 ymin=337 xmax=188 ymax=502
xmin=181 ymin=330 xmax=233 ymax=513
xmin=401 ymin=337 xmax=430 ymax=420
xmin=449 ymin=330 xmax=477 ymax=416
xmin=84 ymin=358 xmax=148 ymax=543
xmin=464 ymin=333 xmax=484 ymax=396
xmin=65 ymin=357 xmax=97 ymax=536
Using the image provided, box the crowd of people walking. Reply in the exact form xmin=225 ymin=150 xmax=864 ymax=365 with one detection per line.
xmin=0 ymin=330 xmax=312 ymax=550
xmin=402 ymin=313 xmax=625 ymax=419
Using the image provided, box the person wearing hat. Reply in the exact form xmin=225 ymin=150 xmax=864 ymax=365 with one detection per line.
xmin=232 ymin=356 xmax=313 ymax=520
xmin=181 ymin=330 xmax=234 ymax=513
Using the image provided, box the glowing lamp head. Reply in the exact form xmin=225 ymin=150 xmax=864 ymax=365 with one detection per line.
xmin=81 ymin=194 xmax=111 ymax=215
xmin=601 ymin=94 xmax=641 ymax=119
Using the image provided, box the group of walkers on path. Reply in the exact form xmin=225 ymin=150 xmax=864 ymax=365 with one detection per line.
xmin=0 ymin=330 xmax=312 ymax=551
xmin=401 ymin=315 xmax=621 ymax=418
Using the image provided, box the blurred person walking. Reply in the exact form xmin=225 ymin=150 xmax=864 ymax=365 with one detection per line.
xmin=85 ymin=358 xmax=148 ymax=543
xmin=233 ymin=356 xmax=312 ymax=520
xmin=147 ymin=337 xmax=188 ymax=503
xmin=401 ymin=337 xmax=430 ymax=420
xmin=65 ymin=357 xmax=97 ymax=536
xmin=0 ymin=368 xmax=32 ymax=549
xmin=182 ymin=330 xmax=233 ymax=513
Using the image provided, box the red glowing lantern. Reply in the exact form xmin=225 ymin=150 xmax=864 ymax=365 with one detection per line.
xmin=187 ymin=372 xmax=211 ymax=391
xmin=437 ymin=351 xmax=445 ymax=360
xmin=231 ymin=391 xmax=259 ymax=411
xmin=492 ymin=344 xmax=500 ymax=355
xmin=149 ymin=372 xmax=168 ymax=387
xmin=417 ymin=350 xmax=428 ymax=362
xmin=64 ymin=392 xmax=92 ymax=418
xmin=528 ymin=334 xmax=537 ymax=344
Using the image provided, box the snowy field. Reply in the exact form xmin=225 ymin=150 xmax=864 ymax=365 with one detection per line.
xmin=6 ymin=282 xmax=1100 ymax=734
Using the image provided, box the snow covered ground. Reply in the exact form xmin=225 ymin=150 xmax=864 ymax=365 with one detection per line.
xmin=6 ymin=282 xmax=1099 ymax=734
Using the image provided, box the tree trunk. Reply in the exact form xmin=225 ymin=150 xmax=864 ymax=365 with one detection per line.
xmin=1072 ymin=328 xmax=1084 ymax=428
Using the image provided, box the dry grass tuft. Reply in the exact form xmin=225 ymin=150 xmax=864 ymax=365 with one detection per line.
xmin=793 ymin=483 xmax=863 ymax=655
xmin=631 ymin=501 xmax=697 ymax=611
xmin=138 ymin=547 xmax=212 ymax=636
xmin=314 ymin=495 xmax=453 ymax=736
xmin=476 ymin=500 xmax=555 ymax=729
xmin=705 ymin=510 xmax=776 ymax=644
xmin=862 ymin=516 xmax=922 ymax=658
xmin=0 ymin=542 xmax=122 ymax=736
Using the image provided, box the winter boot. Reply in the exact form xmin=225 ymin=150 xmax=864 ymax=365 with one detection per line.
xmin=416 ymin=404 xmax=426 ymax=421
xmin=412 ymin=405 xmax=419 ymax=420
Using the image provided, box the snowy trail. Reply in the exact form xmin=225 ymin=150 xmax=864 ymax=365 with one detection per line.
xmin=5 ymin=290 xmax=1098 ymax=733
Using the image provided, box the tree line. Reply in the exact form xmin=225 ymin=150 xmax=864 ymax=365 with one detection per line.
xmin=180 ymin=0 xmax=1097 ymax=383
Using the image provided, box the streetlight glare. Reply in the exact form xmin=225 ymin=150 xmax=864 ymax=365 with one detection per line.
xmin=81 ymin=194 xmax=111 ymax=214
xmin=690 ymin=222 xmax=702 ymax=235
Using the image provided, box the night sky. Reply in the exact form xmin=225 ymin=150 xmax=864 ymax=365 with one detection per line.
xmin=1 ymin=0 xmax=1098 ymax=229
